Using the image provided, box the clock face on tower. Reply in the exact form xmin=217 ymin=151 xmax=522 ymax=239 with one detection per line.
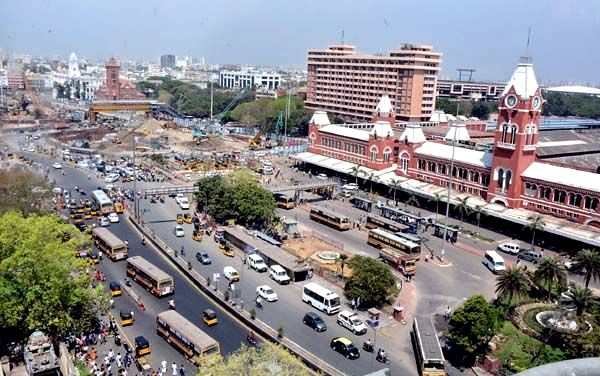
xmin=505 ymin=94 xmax=517 ymax=108
xmin=532 ymin=96 xmax=541 ymax=110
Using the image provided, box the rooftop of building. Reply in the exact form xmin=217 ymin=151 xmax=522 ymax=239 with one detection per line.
xmin=545 ymin=85 xmax=600 ymax=96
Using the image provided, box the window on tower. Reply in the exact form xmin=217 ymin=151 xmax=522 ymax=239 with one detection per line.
xmin=510 ymin=125 xmax=517 ymax=144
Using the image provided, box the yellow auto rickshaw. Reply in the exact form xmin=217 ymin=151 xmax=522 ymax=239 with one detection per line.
xmin=120 ymin=310 xmax=135 ymax=326
xmin=192 ymin=230 xmax=202 ymax=242
xmin=75 ymin=205 xmax=85 ymax=214
xmin=84 ymin=209 xmax=93 ymax=220
xmin=114 ymin=202 xmax=124 ymax=214
xmin=89 ymin=207 xmax=98 ymax=217
xmin=183 ymin=213 xmax=192 ymax=224
xmin=202 ymin=309 xmax=218 ymax=326
xmin=68 ymin=210 xmax=76 ymax=219
xmin=73 ymin=214 xmax=84 ymax=224
xmin=222 ymin=242 xmax=234 ymax=257
xmin=109 ymin=281 xmax=122 ymax=297
xmin=176 ymin=213 xmax=184 ymax=225
xmin=88 ymin=250 xmax=100 ymax=265
xmin=135 ymin=336 xmax=151 ymax=356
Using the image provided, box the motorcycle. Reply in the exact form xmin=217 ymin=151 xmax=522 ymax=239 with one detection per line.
xmin=247 ymin=335 xmax=259 ymax=348
xmin=159 ymin=196 xmax=165 ymax=203
xmin=168 ymin=300 xmax=176 ymax=310
xmin=123 ymin=277 xmax=132 ymax=287
xmin=362 ymin=341 xmax=374 ymax=353
xmin=141 ymin=237 xmax=146 ymax=245
xmin=376 ymin=349 xmax=389 ymax=364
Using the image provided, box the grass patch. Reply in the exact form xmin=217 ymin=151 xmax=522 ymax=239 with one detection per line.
xmin=494 ymin=322 xmax=565 ymax=373
xmin=461 ymin=229 xmax=495 ymax=242
xmin=522 ymin=306 xmax=551 ymax=335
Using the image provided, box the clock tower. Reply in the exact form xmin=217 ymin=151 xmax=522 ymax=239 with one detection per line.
xmin=487 ymin=57 xmax=543 ymax=208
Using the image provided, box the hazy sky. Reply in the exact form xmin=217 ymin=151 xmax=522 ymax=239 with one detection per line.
xmin=1 ymin=0 xmax=599 ymax=84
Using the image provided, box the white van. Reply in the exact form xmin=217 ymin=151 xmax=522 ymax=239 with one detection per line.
xmin=270 ymin=265 xmax=291 ymax=284
xmin=248 ymin=254 xmax=267 ymax=272
xmin=223 ymin=266 xmax=240 ymax=282
xmin=483 ymin=250 xmax=505 ymax=274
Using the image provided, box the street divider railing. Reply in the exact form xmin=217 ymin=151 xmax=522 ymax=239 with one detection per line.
xmin=127 ymin=213 xmax=346 ymax=376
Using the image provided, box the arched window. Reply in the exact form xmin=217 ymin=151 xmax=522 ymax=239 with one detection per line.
xmin=482 ymin=174 xmax=490 ymax=186
xmin=309 ymin=132 xmax=316 ymax=146
xmin=472 ymin=171 xmax=480 ymax=183
xmin=510 ymin=125 xmax=518 ymax=144
xmin=399 ymin=151 xmax=410 ymax=174
xmin=452 ymin=166 xmax=458 ymax=177
xmin=440 ymin=164 xmax=447 ymax=175
xmin=540 ymin=187 xmax=551 ymax=200
xmin=525 ymin=183 xmax=537 ymax=197
xmin=496 ymin=168 xmax=505 ymax=188
xmin=370 ymin=146 xmax=378 ymax=162
xmin=383 ymin=147 xmax=392 ymax=163
xmin=418 ymin=159 xmax=426 ymax=170
xmin=501 ymin=123 xmax=509 ymax=143
xmin=505 ymin=170 xmax=512 ymax=190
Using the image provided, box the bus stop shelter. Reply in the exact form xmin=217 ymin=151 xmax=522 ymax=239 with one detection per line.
xmin=223 ymin=226 xmax=310 ymax=282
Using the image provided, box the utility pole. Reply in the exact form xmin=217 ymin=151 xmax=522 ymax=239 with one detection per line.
xmin=210 ymin=81 xmax=214 ymax=120
xmin=440 ymin=102 xmax=460 ymax=260
xmin=284 ymin=83 xmax=291 ymax=140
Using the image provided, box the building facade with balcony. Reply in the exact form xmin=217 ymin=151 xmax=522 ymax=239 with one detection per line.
xmin=305 ymin=44 xmax=442 ymax=123
xmin=297 ymin=59 xmax=600 ymax=229
xmin=436 ymin=79 xmax=506 ymax=101
xmin=219 ymin=69 xmax=281 ymax=90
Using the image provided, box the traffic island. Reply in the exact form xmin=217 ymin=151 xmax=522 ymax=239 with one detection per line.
xmin=127 ymin=213 xmax=345 ymax=376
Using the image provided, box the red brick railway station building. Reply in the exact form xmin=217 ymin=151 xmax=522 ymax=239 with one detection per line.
xmin=294 ymin=59 xmax=600 ymax=249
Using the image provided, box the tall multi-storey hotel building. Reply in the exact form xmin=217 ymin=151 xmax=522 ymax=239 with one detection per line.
xmin=305 ymin=44 xmax=442 ymax=122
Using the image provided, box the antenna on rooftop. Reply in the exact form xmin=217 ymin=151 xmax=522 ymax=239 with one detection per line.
xmin=341 ymin=30 xmax=345 ymax=45
xmin=457 ymin=68 xmax=476 ymax=81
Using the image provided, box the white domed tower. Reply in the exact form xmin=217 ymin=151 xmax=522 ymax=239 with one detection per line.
xmin=68 ymin=52 xmax=80 ymax=77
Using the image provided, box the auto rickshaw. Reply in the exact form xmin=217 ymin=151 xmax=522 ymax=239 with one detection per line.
xmin=183 ymin=213 xmax=192 ymax=224
xmin=73 ymin=213 xmax=84 ymax=224
xmin=88 ymin=250 xmax=100 ymax=265
xmin=109 ymin=281 xmax=122 ymax=297
xmin=84 ymin=209 xmax=93 ymax=220
xmin=89 ymin=207 xmax=98 ymax=217
xmin=114 ymin=202 xmax=124 ymax=214
xmin=176 ymin=214 xmax=184 ymax=225
xmin=68 ymin=210 xmax=76 ymax=219
xmin=222 ymin=242 xmax=234 ymax=257
xmin=75 ymin=205 xmax=85 ymax=214
xmin=120 ymin=310 xmax=135 ymax=326
xmin=134 ymin=336 xmax=151 ymax=356
xmin=192 ymin=230 xmax=203 ymax=242
xmin=202 ymin=309 xmax=218 ymax=326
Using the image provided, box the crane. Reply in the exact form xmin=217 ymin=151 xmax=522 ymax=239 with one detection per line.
xmin=192 ymin=86 xmax=249 ymax=143
xmin=249 ymin=112 xmax=281 ymax=150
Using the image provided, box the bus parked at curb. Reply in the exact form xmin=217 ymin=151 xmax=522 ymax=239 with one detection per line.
xmin=368 ymin=228 xmax=421 ymax=259
xmin=126 ymin=256 xmax=174 ymax=297
xmin=309 ymin=206 xmax=350 ymax=231
xmin=92 ymin=227 xmax=128 ymax=261
xmin=156 ymin=310 xmax=220 ymax=366
xmin=302 ymin=282 xmax=341 ymax=315
xmin=274 ymin=193 xmax=295 ymax=209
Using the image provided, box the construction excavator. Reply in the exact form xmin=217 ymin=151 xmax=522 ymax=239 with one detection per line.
xmin=249 ymin=111 xmax=282 ymax=150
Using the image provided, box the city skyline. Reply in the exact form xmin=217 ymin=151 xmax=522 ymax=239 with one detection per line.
xmin=1 ymin=0 xmax=600 ymax=83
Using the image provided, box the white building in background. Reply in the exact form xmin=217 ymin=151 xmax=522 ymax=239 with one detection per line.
xmin=219 ymin=69 xmax=281 ymax=90
xmin=51 ymin=52 xmax=103 ymax=101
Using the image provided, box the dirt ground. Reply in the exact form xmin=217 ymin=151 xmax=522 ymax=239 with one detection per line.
xmin=284 ymin=236 xmax=353 ymax=278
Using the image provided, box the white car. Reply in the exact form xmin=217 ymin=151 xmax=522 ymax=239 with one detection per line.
xmin=342 ymin=183 xmax=359 ymax=191
xmin=99 ymin=217 xmax=110 ymax=227
xmin=316 ymin=173 xmax=328 ymax=181
xmin=107 ymin=212 xmax=119 ymax=223
xmin=176 ymin=195 xmax=190 ymax=210
xmin=104 ymin=173 xmax=120 ymax=183
xmin=52 ymin=162 xmax=62 ymax=169
xmin=174 ymin=225 xmax=185 ymax=237
xmin=337 ymin=310 xmax=368 ymax=335
xmin=497 ymin=242 xmax=520 ymax=255
xmin=256 ymin=285 xmax=278 ymax=302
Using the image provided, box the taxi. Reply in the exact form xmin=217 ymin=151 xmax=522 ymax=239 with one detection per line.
xmin=109 ymin=281 xmax=122 ymax=297
xmin=183 ymin=213 xmax=193 ymax=224
xmin=83 ymin=209 xmax=93 ymax=220
xmin=114 ymin=202 xmax=124 ymax=214
xmin=176 ymin=213 xmax=184 ymax=225
xmin=222 ymin=242 xmax=234 ymax=257
xmin=202 ymin=309 xmax=218 ymax=326
xmin=192 ymin=230 xmax=203 ymax=242
xmin=330 ymin=337 xmax=360 ymax=359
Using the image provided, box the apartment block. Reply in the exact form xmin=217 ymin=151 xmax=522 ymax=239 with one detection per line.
xmin=306 ymin=44 xmax=442 ymax=122
xmin=437 ymin=79 xmax=506 ymax=101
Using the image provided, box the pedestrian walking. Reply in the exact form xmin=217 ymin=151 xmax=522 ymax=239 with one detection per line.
xmin=98 ymin=250 xmax=103 ymax=260
xmin=179 ymin=365 xmax=185 ymax=376
xmin=104 ymin=355 xmax=110 ymax=366
xmin=116 ymin=353 xmax=122 ymax=368
xmin=444 ymin=306 xmax=452 ymax=320
xmin=108 ymin=349 xmax=114 ymax=363
xmin=171 ymin=362 xmax=177 ymax=376
xmin=161 ymin=360 xmax=167 ymax=374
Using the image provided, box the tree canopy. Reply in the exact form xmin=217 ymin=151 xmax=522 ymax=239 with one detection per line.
xmin=0 ymin=212 xmax=108 ymax=338
xmin=542 ymin=92 xmax=600 ymax=119
xmin=448 ymin=295 xmax=502 ymax=359
xmin=195 ymin=169 xmax=277 ymax=228
xmin=199 ymin=344 xmax=311 ymax=376
xmin=0 ymin=169 xmax=53 ymax=216
xmin=229 ymin=96 xmax=312 ymax=136
xmin=344 ymin=255 xmax=398 ymax=307
xmin=435 ymin=98 xmax=498 ymax=120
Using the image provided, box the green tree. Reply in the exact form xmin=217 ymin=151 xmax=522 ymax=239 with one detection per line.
xmin=455 ymin=196 xmax=470 ymax=227
xmin=448 ymin=295 xmax=502 ymax=362
xmin=558 ymin=286 xmax=600 ymax=318
xmin=0 ymin=169 xmax=52 ymax=216
xmin=336 ymin=253 xmax=349 ymax=279
xmin=533 ymin=257 xmax=567 ymax=300
xmin=429 ymin=192 xmax=445 ymax=221
xmin=572 ymin=249 xmax=600 ymax=289
xmin=349 ymin=165 xmax=363 ymax=185
xmin=470 ymin=101 xmax=491 ymax=120
xmin=229 ymin=96 xmax=311 ymax=136
xmin=199 ymin=344 xmax=311 ymax=376
xmin=405 ymin=194 xmax=419 ymax=209
xmin=471 ymin=205 xmax=484 ymax=230
xmin=344 ymin=256 xmax=398 ymax=307
xmin=526 ymin=215 xmax=545 ymax=252
xmin=389 ymin=178 xmax=403 ymax=205
xmin=0 ymin=212 xmax=108 ymax=337
xmin=495 ymin=266 xmax=531 ymax=307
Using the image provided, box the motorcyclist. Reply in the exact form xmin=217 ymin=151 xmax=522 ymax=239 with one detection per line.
xmin=256 ymin=296 xmax=263 ymax=308
xmin=377 ymin=348 xmax=387 ymax=361
xmin=364 ymin=339 xmax=373 ymax=351
xmin=247 ymin=331 xmax=255 ymax=343
xmin=141 ymin=236 xmax=146 ymax=245
xmin=168 ymin=299 xmax=175 ymax=310
xmin=180 ymin=245 xmax=185 ymax=256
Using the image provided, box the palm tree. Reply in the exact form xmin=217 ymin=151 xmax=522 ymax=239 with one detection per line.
xmin=558 ymin=286 xmax=600 ymax=318
xmin=572 ymin=249 xmax=600 ymax=289
xmin=495 ymin=266 xmax=531 ymax=306
xmin=533 ymin=257 xmax=567 ymax=300
xmin=337 ymin=253 xmax=349 ymax=279
xmin=526 ymin=215 xmax=545 ymax=252
xmin=454 ymin=196 xmax=470 ymax=227
xmin=471 ymin=205 xmax=484 ymax=230
xmin=349 ymin=165 xmax=362 ymax=185
xmin=366 ymin=172 xmax=376 ymax=195
xmin=428 ymin=192 xmax=445 ymax=221
xmin=405 ymin=194 xmax=420 ymax=209
xmin=389 ymin=178 xmax=403 ymax=205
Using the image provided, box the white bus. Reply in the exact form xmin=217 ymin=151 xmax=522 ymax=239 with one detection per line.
xmin=92 ymin=189 xmax=114 ymax=214
xmin=302 ymin=282 xmax=341 ymax=315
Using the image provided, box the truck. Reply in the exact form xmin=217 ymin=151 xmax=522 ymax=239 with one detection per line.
xmin=379 ymin=247 xmax=416 ymax=276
